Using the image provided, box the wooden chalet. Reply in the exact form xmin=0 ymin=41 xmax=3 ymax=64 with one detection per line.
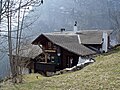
xmin=32 ymin=30 xmax=113 ymax=73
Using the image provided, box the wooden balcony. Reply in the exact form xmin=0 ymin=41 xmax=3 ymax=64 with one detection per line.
xmin=34 ymin=62 xmax=56 ymax=72
xmin=44 ymin=50 xmax=56 ymax=53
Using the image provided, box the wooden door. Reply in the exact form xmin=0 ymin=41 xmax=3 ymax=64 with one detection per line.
xmin=66 ymin=56 xmax=73 ymax=68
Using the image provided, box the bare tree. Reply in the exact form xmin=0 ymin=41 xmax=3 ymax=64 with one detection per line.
xmin=0 ymin=0 xmax=43 ymax=83
xmin=110 ymin=11 xmax=120 ymax=43
xmin=0 ymin=0 xmax=2 ymax=23
xmin=108 ymin=0 xmax=120 ymax=44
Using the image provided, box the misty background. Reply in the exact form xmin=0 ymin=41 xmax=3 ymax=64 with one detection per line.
xmin=0 ymin=0 xmax=120 ymax=79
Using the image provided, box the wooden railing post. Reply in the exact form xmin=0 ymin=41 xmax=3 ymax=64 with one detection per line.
xmin=45 ymin=53 xmax=48 ymax=63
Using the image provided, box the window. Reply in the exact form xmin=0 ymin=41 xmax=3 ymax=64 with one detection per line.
xmin=53 ymin=45 xmax=57 ymax=50
xmin=48 ymin=42 xmax=52 ymax=49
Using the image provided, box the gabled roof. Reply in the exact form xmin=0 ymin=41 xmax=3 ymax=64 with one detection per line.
xmin=44 ymin=34 xmax=96 ymax=55
xmin=32 ymin=34 xmax=96 ymax=56
xmin=32 ymin=30 xmax=113 ymax=56
xmin=32 ymin=30 xmax=113 ymax=45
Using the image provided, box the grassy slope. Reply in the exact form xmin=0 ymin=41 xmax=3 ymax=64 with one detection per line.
xmin=1 ymin=47 xmax=120 ymax=90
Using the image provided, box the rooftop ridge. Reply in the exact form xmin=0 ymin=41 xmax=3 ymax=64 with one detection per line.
xmin=43 ymin=29 xmax=113 ymax=35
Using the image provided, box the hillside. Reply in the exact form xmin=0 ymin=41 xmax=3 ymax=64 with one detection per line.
xmin=0 ymin=46 xmax=120 ymax=90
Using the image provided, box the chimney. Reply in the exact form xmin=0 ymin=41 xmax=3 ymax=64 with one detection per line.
xmin=102 ymin=31 xmax=108 ymax=52
xmin=74 ymin=21 xmax=78 ymax=33
xmin=61 ymin=28 xmax=65 ymax=32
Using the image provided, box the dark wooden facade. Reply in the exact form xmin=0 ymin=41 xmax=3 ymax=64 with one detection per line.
xmin=34 ymin=36 xmax=79 ymax=72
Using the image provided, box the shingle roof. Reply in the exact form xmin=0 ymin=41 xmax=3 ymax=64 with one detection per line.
xmin=45 ymin=35 xmax=96 ymax=56
xmin=56 ymin=43 xmax=96 ymax=56
xmin=77 ymin=30 xmax=113 ymax=44
xmin=45 ymin=34 xmax=79 ymax=44
xmin=32 ymin=34 xmax=96 ymax=56
xmin=12 ymin=45 xmax=42 ymax=59
xmin=32 ymin=30 xmax=113 ymax=56
xmin=79 ymin=31 xmax=102 ymax=44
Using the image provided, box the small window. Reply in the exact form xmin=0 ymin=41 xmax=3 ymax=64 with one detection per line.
xmin=53 ymin=45 xmax=57 ymax=50
xmin=48 ymin=42 xmax=52 ymax=49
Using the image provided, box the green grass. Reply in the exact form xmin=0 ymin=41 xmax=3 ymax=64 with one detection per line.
xmin=1 ymin=47 xmax=120 ymax=90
